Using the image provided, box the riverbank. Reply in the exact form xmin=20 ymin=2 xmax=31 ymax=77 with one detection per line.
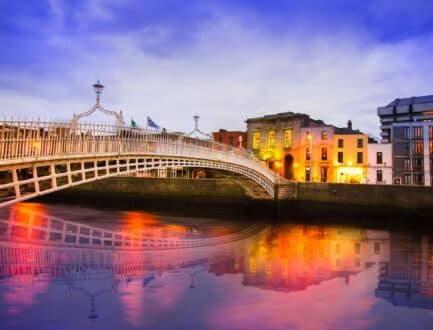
xmin=35 ymin=177 xmax=433 ymax=227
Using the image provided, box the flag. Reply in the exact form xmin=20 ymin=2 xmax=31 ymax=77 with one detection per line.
xmin=147 ymin=116 xmax=160 ymax=130
xmin=131 ymin=118 xmax=137 ymax=128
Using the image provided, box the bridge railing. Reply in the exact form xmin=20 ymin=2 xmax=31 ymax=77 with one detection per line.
xmin=0 ymin=120 xmax=276 ymax=183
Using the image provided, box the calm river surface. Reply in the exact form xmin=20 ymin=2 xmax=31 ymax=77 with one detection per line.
xmin=1 ymin=202 xmax=433 ymax=330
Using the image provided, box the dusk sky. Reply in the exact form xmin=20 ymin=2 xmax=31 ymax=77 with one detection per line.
xmin=1 ymin=0 xmax=433 ymax=137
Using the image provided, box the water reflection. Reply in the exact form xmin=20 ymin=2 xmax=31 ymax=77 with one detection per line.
xmin=1 ymin=204 xmax=433 ymax=329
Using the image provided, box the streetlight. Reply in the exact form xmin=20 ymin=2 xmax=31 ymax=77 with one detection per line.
xmin=71 ymin=81 xmax=125 ymax=127
xmin=93 ymin=80 xmax=104 ymax=105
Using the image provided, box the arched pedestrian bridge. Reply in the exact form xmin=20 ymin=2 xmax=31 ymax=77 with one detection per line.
xmin=0 ymin=120 xmax=286 ymax=207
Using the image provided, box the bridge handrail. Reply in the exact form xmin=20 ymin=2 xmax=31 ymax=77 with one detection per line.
xmin=0 ymin=120 xmax=276 ymax=182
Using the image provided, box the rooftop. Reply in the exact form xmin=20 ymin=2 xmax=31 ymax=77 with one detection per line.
xmin=386 ymin=94 xmax=433 ymax=107
xmin=245 ymin=111 xmax=326 ymax=126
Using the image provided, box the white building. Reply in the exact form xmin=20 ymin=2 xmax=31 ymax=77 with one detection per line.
xmin=367 ymin=143 xmax=392 ymax=184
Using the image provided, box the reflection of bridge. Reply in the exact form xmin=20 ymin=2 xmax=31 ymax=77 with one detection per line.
xmin=0 ymin=120 xmax=280 ymax=207
xmin=0 ymin=204 xmax=262 ymax=250
xmin=0 ymin=203 xmax=261 ymax=286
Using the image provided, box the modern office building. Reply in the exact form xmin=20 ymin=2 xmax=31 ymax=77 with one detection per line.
xmin=377 ymin=95 xmax=433 ymax=185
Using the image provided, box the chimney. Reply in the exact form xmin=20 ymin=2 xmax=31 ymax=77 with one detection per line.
xmin=347 ymin=120 xmax=352 ymax=130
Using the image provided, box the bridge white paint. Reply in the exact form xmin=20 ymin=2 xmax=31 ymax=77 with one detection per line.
xmin=0 ymin=121 xmax=278 ymax=207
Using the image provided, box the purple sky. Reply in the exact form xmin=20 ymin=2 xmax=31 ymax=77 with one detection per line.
xmin=1 ymin=0 xmax=433 ymax=137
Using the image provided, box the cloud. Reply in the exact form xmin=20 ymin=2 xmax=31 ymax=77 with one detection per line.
xmin=1 ymin=1 xmax=433 ymax=138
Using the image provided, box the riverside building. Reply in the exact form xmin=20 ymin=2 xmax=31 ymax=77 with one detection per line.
xmin=377 ymin=95 xmax=433 ymax=185
xmin=246 ymin=112 xmax=368 ymax=183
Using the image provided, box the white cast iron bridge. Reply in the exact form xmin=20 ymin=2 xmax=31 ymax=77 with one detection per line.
xmin=0 ymin=120 xmax=278 ymax=207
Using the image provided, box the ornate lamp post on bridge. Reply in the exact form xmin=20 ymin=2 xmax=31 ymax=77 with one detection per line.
xmin=71 ymin=81 xmax=125 ymax=128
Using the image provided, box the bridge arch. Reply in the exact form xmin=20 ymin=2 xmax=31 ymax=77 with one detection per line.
xmin=0 ymin=121 xmax=277 ymax=207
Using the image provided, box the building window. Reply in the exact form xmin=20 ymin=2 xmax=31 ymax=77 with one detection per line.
xmin=404 ymin=158 xmax=411 ymax=171
xmin=412 ymin=126 xmax=423 ymax=140
xmin=430 ymin=126 xmax=433 ymax=139
xmin=376 ymin=170 xmax=383 ymax=183
xmin=403 ymin=127 xmax=410 ymax=140
xmin=404 ymin=173 xmax=411 ymax=184
xmin=284 ymin=128 xmax=293 ymax=149
xmin=338 ymin=139 xmax=344 ymax=148
xmin=354 ymin=242 xmax=360 ymax=254
xmin=320 ymin=167 xmax=328 ymax=182
xmin=357 ymin=138 xmax=363 ymax=148
xmin=374 ymin=242 xmax=381 ymax=255
xmin=335 ymin=244 xmax=341 ymax=255
xmin=413 ymin=174 xmax=424 ymax=185
xmin=357 ymin=152 xmax=363 ymax=164
xmin=338 ymin=152 xmax=343 ymax=163
xmin=355 ymin=258 xmax=361 ymax=267
xmin=268 ymin=130 xmax=275 ymax=148
xmin=376 ymin=152 xmax=383 ymax=164
xmin=253 ymin=131 xmax=260 ymax=150
xmin=430 ymin=141 xmax=433 ymax=155
xmin=321 ymin=131 xmax=328 ymax=140
xmin=321 ymin=147 xmax=328 ymax=161
xmin=306 ymin=147 xmax=311 ymax=161
xmin=228 ymin=136 xmax=234 ymax=146
xmin=413 ymin=142 xmax=423 ymax=156
xmin=305 ymin=167 xmax=311 ymax=182
xmin=403 ymin=143 xmax=410 ymax=156
xmin=218 ymin=137 xmax=223 ymax=144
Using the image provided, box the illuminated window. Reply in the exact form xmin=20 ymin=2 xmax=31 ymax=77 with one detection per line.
xmin=413 ymin=142 xmax=423 ymax=156
xmin=321 ymin=131 xmax=328 ymax=140
xmin=249 ymin=256 xmax=257 ymax=273
xmin=412 ymin=126 xmax=423 ymax=140
xmin=253 ymin=131 xmax=260 ymax=150
xmin=306 ymin=147 xmax=311 ymax=161
xmin=284 ymin=128 xmax=293 ymax=149
xmin=268 ymin=130 xmax=275 ymax=148
xmin=321 ymin=147 xmax=328 ymax=161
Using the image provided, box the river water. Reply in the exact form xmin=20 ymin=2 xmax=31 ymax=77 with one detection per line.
xmin=1 ymin=202 xmax=433 ymax=330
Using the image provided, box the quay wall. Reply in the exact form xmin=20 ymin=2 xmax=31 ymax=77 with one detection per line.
xmin=37 ymin=177 xmax=433 ymax=222
xmin=296 ymin=182 xmax=433 ymax=209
